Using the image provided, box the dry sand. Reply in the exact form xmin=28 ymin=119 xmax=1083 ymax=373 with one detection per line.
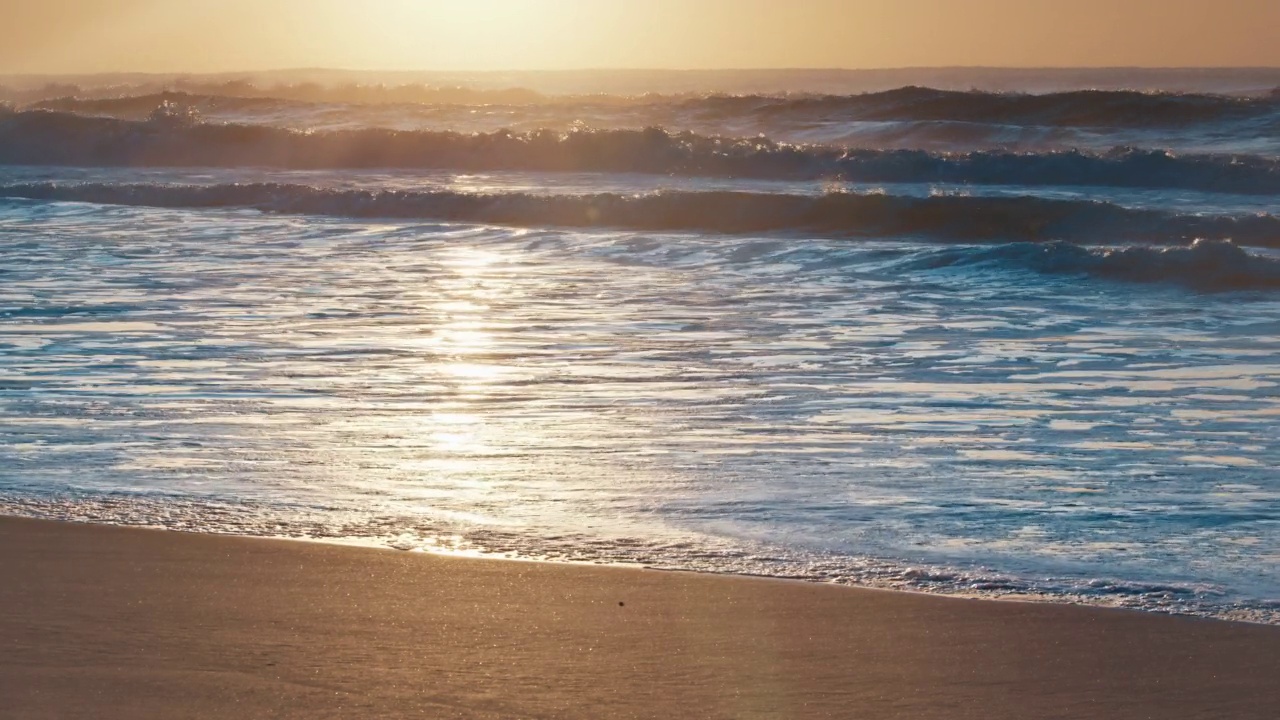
xmin=1 ymin=516 xmax=1276 ymax=719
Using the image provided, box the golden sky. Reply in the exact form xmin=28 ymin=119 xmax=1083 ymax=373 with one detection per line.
xmin=2 ymin=0 xmax=1278 ymax=74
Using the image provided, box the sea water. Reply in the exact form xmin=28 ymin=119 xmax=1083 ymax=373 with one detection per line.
xmin=1 ymin=69 xmax=1277 ymax=622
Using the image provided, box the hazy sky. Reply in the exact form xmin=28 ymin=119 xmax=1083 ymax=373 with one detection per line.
xmin=2 ymin=0 xmax=1278 ymax=74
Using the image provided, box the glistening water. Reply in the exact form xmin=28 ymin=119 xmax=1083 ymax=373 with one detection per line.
xmin=1 ymin=70 xmax=1278 ymax=622
xmin=2 ymin=196 xmax=1277 ymax=621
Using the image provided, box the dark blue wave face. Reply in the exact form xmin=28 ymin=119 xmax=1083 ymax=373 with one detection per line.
xmin=908 ymin=239 xmax=1280 ymax=291
xmin=2 ymin=111 xmax=1279 ymax=196
xmin=8 ymin=82 xmax=1280 ymax=155
xmin=676 ymin=86 xmax=1280 ymax=127
xmin=2 ymin=182 xmax=1278 ymax=255
xmin=24 ymin=84 xmax=1280 ymax=127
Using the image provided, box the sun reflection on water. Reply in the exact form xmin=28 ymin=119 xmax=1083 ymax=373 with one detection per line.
xmin=4 ymin=204 xmax=1280 ymax=621
xmin=339 ymin=244 xmax=562 ymax=518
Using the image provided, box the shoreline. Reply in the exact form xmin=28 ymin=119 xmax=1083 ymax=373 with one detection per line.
xmin=2 ymin=506 xmax=1273 ymax=626
xmin=3 ymin=515 xmax=1277 ymax=719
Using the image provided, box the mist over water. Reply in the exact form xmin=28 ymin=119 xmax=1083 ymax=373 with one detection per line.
xmin=1 ymin=68 xmax=1277 ymax=622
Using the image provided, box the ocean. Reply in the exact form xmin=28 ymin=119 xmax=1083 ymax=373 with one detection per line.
xmin=1 ymin=68 xmax=1277 ymax=623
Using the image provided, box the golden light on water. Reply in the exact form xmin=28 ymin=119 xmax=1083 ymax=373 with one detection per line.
xmin=317 ymin=242 xmax=546 ymax=532
xmin=431 ymin=247 xmax=512 ymax=389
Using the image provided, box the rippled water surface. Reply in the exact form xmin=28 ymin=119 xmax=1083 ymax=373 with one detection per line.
xmin=2 ymin=195 xmax=1277 ymax=621
xmin=3 ymin=69 xmax=1279 ymax=621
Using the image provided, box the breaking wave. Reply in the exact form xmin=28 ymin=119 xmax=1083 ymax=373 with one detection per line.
xmin=2 ymin=110 xmax=1279 ymax=194
xmin=913 ymin=238 xmax=1280 ymax=291
xmin=678 ymin=86 xmax=1280 ymax=128
xmin=31 ymin=92 xmax=299 ymax=117
xmin=25 ymin=85 xmax=1280 ymax=128
xmin=3 ymin=181 xmax=1277 ymax=248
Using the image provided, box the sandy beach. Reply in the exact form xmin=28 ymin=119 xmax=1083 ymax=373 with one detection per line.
xmin=0 ymin=516 xmax=1275 ymax=719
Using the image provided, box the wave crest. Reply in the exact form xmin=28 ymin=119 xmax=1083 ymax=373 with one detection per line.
xmin=2 ymin=111 xmax=1279 ymax=194
xmin=917 ymin=239 xmax=1280 ymax=291
xmin=2 ymin=182 xmax=1277 ymax=249
xmin=686 ymin=86 xmax=1278 ymax=127
xmin=25 ymin=85 xmax=1280 ymax=128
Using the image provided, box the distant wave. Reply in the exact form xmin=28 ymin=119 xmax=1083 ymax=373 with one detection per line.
xmin=913 ymin=239 xmax=1280 ymax=291
xmin=32 ymin=92 xmax=301 ymax=117
xmin=27 ymin=89 xmax=544 ymax=117
xmin=2 ymin=110 xmax=1279 ymax=195
xmin=3 ymin=182 xmax=1277 ymax=248
xmin=23 ymin=85 xmax=1280 ymax=129
xmin=18 ymin=86 xmax=550 ymax=109
xmin=679 ymin=86 xmax=1279 ymax=128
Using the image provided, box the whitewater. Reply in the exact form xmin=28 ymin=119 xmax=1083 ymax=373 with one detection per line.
xmin=1 ymin=69 xmax=1277 ymax=623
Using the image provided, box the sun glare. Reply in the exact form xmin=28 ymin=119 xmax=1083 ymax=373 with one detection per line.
xmin=327 ymin=0 xmax=578 ymax=71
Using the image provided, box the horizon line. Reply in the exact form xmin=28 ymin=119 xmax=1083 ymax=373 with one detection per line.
xmin=5 ymin=65 xmax=1280 ymax=79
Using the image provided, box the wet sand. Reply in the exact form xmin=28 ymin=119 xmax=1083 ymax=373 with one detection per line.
xmin=1 ymin=516 xmax=1276 ymax=719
